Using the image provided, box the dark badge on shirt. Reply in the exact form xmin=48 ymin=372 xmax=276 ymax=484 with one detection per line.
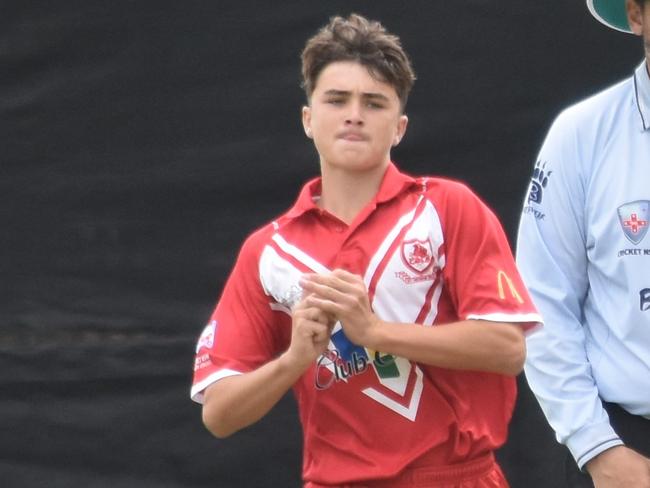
xmin=527 ymin=160 xmax=552 ymax=205
xmin=640 ymin=288 xmax=650 ymax=312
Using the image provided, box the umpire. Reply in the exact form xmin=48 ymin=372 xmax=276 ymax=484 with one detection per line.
xmin=516 ymin=0 xmax=650 ymax=487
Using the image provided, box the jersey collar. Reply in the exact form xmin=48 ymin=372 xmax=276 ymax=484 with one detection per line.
xmin=285 ymin=162 xmax=418 ymax=219
xmin=633 ymin=60 xmax=650 ymax=132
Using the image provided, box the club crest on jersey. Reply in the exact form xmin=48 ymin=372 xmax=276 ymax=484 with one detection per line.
xmin=196 ymin=320 xmax=217 ymax=353
xmin=617 ymin=200 xmax=649 ymax=245
xmin=401 ymin=238 xmax=434 ymax=273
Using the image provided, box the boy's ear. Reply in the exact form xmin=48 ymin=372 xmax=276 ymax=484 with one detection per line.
xmin=302 ymin=105 xmax=313 ymax=138
xmin=393 ymin=115 xmax=409 ymax=146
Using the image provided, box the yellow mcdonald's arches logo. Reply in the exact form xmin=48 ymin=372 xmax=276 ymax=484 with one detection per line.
xmin=497 ymin=270 xmax=524 ymax=304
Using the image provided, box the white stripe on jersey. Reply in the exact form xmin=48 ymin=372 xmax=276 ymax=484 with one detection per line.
xmin=364 ymin=195 xmax=424 ymax=284
xmin=260 ymin=199 xmax=452 ymax=420
xmin=259 ymin=241 xmax=344 ymax=379
xmin=367 ymin=199 xmax=445 ymax=325
xmin=467 ymin=312 xmax=543 ymax=323
xmin=269 ymin=302 xmax=291 ymax=315
xmin=259 ymin=244 xmax=316 ymax=309
xmin=190 ymin=368 xmax=241 ymax=404
xmin=271 ymin=233 xmax=330 ymax=273
xmin=358 ymin=199 xmax=445 ymax=413
xmin=361 ymin=366 xmax=424 ymax=422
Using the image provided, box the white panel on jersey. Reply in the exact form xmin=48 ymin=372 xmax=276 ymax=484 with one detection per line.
xmin=368 ymin=200 xmax=445 ymax=325
xmin=259 ymin=241 xmax=342 ymax=377
xmin=359 ymin=199 xmax=446 ymax=409
xmin=362 ymin=366 xmax=424 ymax=421
xmin=371 ymin=355 xmax=412 ymax=396
xmin=259 ymin=245 xmax=306 ymax=309
xmin=467 ymin=312 xmax=542 ymax=323
xmin=269 ymin=301 xmax=292 ymax=316
xmin=190 ymin=368 xmax=241 ymax=404
xmin=365 ymin=195 xmax=423 ymax=282
xmin=421 ymin=262 xmax=446 ymax=326
xmin=271 ymin=233 xmax=330 ymax=274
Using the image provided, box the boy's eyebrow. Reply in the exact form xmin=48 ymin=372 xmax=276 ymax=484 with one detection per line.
xmin=363 ymin=92 xmax=390 ymax=102
xmin=323 ymin=89 xmax=350 ymax=97
xmin=323 ymin=89 xmax=390 ymax=102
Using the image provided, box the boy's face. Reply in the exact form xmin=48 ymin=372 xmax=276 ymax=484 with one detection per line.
xmin=302 ymin=61 xmax=408 ymax=174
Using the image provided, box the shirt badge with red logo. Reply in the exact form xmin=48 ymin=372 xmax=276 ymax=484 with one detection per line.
xmin=617 ymin=200 xmax=649 ymax=245
xmin=400 ymin=238 xmax=435 ymax=274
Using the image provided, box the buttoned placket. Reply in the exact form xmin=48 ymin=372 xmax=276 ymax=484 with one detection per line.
xmin=316 ymin=201 xmax=380 ymax=275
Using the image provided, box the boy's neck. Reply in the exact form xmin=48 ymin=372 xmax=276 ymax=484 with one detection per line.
xmin=317 ymin=162 xmax=388 ymax=225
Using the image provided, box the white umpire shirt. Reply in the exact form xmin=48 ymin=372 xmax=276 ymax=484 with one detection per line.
xmin=516 ymin=60 xmax=650 ymax=469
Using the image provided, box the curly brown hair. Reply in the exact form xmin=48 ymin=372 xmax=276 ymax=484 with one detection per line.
xmin=301 ymin=14 xmax=416 ymax=112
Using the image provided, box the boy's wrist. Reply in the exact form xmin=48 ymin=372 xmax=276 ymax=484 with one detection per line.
xmin=365 ymin=318 xmax=390 ymax=351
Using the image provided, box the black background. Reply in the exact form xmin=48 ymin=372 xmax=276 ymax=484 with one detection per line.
xmin=1 ymin=1 xmax=642 ymax=487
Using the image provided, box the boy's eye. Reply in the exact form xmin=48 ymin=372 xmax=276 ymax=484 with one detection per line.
xmin=327 ymin=98 xmax=345 ymax=105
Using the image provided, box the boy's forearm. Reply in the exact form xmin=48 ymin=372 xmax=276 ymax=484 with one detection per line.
xmin=369 ymin=319 xmax=526 ymax=376
xmin=201 ymin=352 xmax=306 ymax=438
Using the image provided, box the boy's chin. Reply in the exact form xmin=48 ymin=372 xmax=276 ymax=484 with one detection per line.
xmin=324 ymin=157 xmax=387 ymax=173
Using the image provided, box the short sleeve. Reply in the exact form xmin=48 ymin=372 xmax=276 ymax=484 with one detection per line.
xmin=437 ymin=182 xmax=541 ymax=328
xmin=190 ymin=231 xmax=288 ymax=403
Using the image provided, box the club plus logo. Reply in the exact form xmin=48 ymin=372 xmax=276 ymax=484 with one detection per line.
xmin=315 ymin=328 xmax=399 ymax=390
xmin=314 ymin=327 xmax=424 ymax=421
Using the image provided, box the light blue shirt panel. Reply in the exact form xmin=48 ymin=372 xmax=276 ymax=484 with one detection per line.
xmin=584 ymin=93 xmax=650 ymax=412
xmin=517 ymin=61 xmax=650 ymax=468
xmin=518 ymin=104 xmax=618 ymax=469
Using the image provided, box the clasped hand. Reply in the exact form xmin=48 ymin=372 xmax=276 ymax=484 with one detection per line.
xmin=298 ymin=269 xmax=381 ymax=348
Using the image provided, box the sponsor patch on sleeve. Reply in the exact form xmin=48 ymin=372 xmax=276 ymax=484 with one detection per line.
xmin=195 ymin=320 xmax=217 ymax=353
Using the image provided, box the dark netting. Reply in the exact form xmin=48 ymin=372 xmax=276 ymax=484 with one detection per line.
xmin=0 ymin=1 xmax=641 ymax=486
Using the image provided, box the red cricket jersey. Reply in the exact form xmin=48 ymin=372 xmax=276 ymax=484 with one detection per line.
xmin=191 ymin=163 xmax=541 ymax=485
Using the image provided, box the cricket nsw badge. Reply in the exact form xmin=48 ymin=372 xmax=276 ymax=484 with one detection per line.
xmin=401 ymin=238 xmax=434 ymax=273
xmin=617 ymin=200 xmax=650 ymax=245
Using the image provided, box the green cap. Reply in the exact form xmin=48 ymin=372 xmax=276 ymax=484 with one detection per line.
xmin=587 ymin=0 xmax=632 ymax=33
